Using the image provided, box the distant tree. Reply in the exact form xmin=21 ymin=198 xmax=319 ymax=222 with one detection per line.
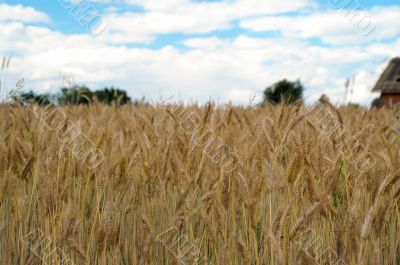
xmin=94 ymin=87 xmax=131 ymax=105
xmin=346 ymin=103 xmax=362 ymax=108
xmin=57 ymin=85 xmax=131 ymax=106
xmin=263 ymin=79 xmax=304 ymax=104
xmin=58 ymin=85 xmax=93 ymax=105
xmin=371 ymin=97 xmax=381 ymax=108
xmin=20 ymin=91 xmax=52 ymax=105
xmin=319 ymin=94 xmax=330 ymax=104
xmin=132 ymin=96 xmax=147 ymax=106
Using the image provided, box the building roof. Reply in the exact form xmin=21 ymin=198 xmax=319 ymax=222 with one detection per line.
xmin=373 ymin=57 xmax=400 ymax=93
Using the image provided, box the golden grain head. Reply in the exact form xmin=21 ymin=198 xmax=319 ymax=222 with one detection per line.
xmin=0 ymin=103 xmax=399 ymax=264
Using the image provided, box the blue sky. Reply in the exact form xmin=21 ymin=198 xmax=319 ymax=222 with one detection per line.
xmin=1 ymin=0 xmax=400 ymax=105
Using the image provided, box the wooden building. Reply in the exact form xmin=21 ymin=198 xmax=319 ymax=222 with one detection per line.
xmin=373 ymin=57 xmax=400 ymax=107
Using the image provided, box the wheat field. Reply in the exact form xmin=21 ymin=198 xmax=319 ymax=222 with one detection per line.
xmin=0 ymin=102 xmax=399 ymax=265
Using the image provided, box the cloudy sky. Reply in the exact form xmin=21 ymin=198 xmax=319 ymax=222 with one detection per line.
xmin=1 ymin=0 xmax=399 ymax=105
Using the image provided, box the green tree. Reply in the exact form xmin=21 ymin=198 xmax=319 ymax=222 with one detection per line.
xmin=371 ymin=97 xmax=381 ymax=108
xmin=57 ymin=85 xmax=131 ymax=106
xmin=94 ymin=87 xmax=131 ymax=105
xmin=58 ymin=85 xmax=93 ymax=105
xmin=20 ymin=91 xmax=52 ymax=105
xmin=319 ymin=94 xmax=330 ymax=103
xmin=346 ymin=103 xmax=362 ymax=108
xmin=263 ymin=79 xmax=304 ymax=104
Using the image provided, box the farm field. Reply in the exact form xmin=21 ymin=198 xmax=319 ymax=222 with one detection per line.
xmin=0 ymin=102 xmax=399 ymax=265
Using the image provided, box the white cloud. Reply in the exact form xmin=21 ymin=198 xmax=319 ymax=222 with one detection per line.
xmin=95 ymin=0 xmax=313 ymax=14
xmin=98 ymin=11 xmax=232 ymax=44
xmin=183 ymin=37 xmax=229 ymax=51
xmin=95 ymin=0 xmax=313 ymax=44
xmin=0 ymin=4 xmax=50 ymax=23
xmin=348 ymin=71 xmax=380 ymax=104
xmin=227 ymin=89 xmax=262 ymax=105
xmin=1 ymin=2 xmax=399 ymax=107
xmin=4 ymin=26 xmax=396 ymax=106
xmin=0 ymin=22 xmax=104 ymax=55
xmin=240 ymin=6 xmax=400 ymax=45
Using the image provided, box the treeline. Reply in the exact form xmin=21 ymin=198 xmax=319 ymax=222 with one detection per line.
xmin=16 ymin=79 xmax=376 ymax=108
xmin=20 ymin=85 xmax=136 ymax=106
xmin=14 ymin=79 xmax=303 ymax=107
xmin=20 ymin=79 xmax=306 ymax=106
